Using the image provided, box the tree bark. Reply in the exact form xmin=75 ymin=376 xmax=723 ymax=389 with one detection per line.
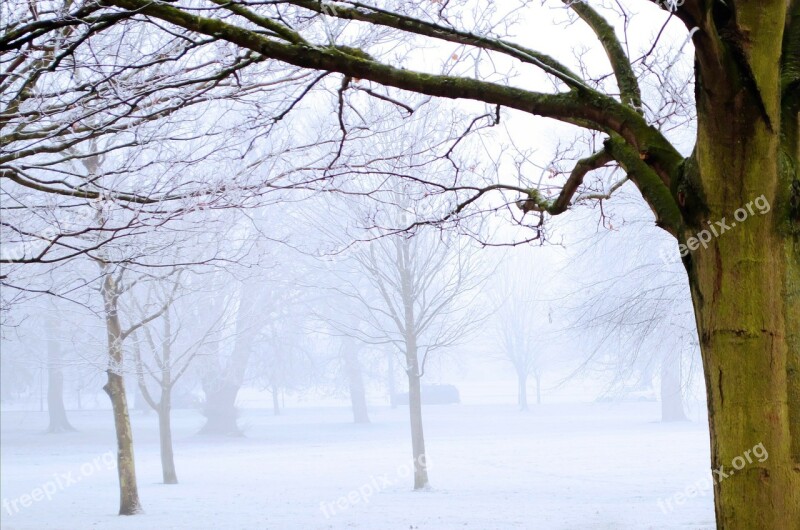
xmin=688 ymin=211 xmax=800 ymax=528
xmin=660 ymin=352 xmax=686 ymax=422
xmin=45 ymin=317 xmax=75 ymax=433
xmin=343 ymin=346 xmax=370 ymax=424
xmin=686 ymin=4 xmax=800 ymax=522
xmin=101 ymin=274 xmax=142 ymax=516
xmin=102 ymin=372 xmax=142 ymax=515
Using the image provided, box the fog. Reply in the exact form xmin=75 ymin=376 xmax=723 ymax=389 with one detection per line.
xmin=0 ymin=192 xmax=713 ymax=528
xmin=3 ymin=0 xmax=786 ymax=528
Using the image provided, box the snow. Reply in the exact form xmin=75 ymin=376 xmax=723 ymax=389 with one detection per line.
xmin=1 ymin=403 xmax=715 ymax=529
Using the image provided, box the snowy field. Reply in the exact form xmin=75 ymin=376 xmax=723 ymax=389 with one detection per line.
xmin=1 ymin=403 xmax=715 ymax=530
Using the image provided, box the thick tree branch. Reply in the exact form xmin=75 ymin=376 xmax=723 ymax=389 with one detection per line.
xmin=102 ymin=0 xmax=685 ymax=190
xmin=603 ymin=135 xmax=682 ymax=235
xmin=564 ymin=0 xmax=643 ymax=112
xmin=277 ymin=0 xmax=587 ymax=90
xmin=208 ymin=0 xmax=307 ymax=45
xmin=548 ymin=148 xmax=614 ymax=214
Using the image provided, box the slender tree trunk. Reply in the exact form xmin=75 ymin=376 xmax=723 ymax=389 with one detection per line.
xmin=271 ymin=384 xmax=280 ymax=416
xmin=158 ymin=397 xmax=178 ymax=484
xmin=396 ymin=235 xmax=430 ymax=490
xmin=534 ymin=372 xmax=542 ymax=406
xmin=103 ymin=372 xmax=141 ymax=515
xmin=45 ymin=317 xmax=75 ymax=433
xmin=156 ymin=307 xmax=178 ymax=484
xmin=101 ymin=274 xmax=142 ymax=516
xmin=660 ymin=352 xmax=686 ymax=422
xmin=517 ymin=371 xmax=528 ymax=411
xmin=132 ymin=308 xmax=178 ymax=485
xmin=405 ymin=341 xmax=429 ymax=490
xmin=387 ymin=352 xmax=398 ymax=408
xmin=686 ymin=9 xmax=800 ymax=523
xmin=343 ymin=346 xmax=370 ymax=423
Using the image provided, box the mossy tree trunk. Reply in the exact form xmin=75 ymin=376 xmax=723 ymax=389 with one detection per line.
xmin=680 ymin=2 xmax=800 ymax=526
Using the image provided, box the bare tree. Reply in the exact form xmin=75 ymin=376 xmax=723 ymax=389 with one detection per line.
xmin=322 ymin=199 xmax=486 ymax=489
xmin=309 ymin=314 xmax=374 ymax=424
xmin=490 ymin=252 xmax=559 ymax=410
xmin=97 ymin=262 xmax=177 ymax=514
xmin=197 ymin=218 xmax=298 ymax=434
xmin=567 ymin=208 xmax=698 ymax=422
xmin=129 ymin=270 xmax=227 ymax=483
xmin=198 ymin=277 xmax=259 ymax=435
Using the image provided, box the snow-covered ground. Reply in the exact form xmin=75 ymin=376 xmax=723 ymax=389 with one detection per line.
xmin=1 ymin=403 xmax=715 ymax=529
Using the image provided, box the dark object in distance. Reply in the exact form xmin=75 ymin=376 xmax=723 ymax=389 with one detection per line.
xmin=391 ymin=384 xmax=461 ymax=406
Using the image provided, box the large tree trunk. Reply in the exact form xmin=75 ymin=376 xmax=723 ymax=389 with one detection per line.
xmin=199 ymin=281 xmax=259 ymax=435
xmin=343 ymin=344 xmax=370 ymax=424
xmin=199 ymin=382 xmax=241 ymax=435
xmin=45 ymin=317 xmax=75 ymax=433
xmin=517 ymin=370 xmax=528 ymax=411
xmin=686 ymin=4 xmax=800 ymax=523
xmin=158 ymin=398 xmax=178 ymax=484
xmin=101 ymin=274 xmax=142 ymax=516
xmin=689 ymin=224 xmax=799 ymax=529
xmin=660 ymin=352 xmax=686 ymax=422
